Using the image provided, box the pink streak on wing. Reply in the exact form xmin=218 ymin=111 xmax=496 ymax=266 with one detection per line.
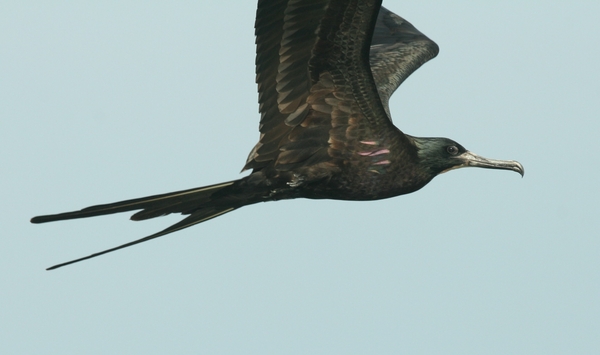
xmin=370 ymin=149 xmax=389 ymax=156
xmin=360 ymin=140 xmax=378 ymax=145
xmin=357 ymin=149 xmax=390 ymax=157
xmin=374 ymin=160 xmax=391 ymax=165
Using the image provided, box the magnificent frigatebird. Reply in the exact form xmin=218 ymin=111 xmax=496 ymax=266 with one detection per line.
xmin=31 ymin=0 xmax=523 ymax=270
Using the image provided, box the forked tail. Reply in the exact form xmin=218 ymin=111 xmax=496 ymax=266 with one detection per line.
xmin=31 ymin=179 xmax=258 ymax=270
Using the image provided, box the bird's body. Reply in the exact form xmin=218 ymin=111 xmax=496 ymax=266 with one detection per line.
xmin=32 ymin=0 xmax=523 ymax=270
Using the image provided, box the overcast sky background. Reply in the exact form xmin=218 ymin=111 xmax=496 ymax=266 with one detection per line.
xmin=2 ymin=1 xmax=599 ymax=354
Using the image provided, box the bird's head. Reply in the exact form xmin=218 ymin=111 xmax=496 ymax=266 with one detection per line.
xmin=412 ymin=137 xmax=524 ymax=178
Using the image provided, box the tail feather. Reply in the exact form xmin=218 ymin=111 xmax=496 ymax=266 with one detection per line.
xmin=46 ymin=206 xmax=235 ymax=270
xmin=30 ymin=179 xmax=256 ymax=270
xmin=30 ymin=181 xmax=236 ymax=224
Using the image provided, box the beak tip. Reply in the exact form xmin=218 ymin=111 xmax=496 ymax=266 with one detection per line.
xmin=514 ymin=162 xmax=525 ymax=177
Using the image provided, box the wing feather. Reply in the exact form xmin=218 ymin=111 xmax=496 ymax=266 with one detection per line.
xmin=245 ymin=0 xmax=329 ymax=172
xmin=370 ymin=7 xmax=439 ymax=120
xmin=245 ymin=1 xmax=432 ymax=178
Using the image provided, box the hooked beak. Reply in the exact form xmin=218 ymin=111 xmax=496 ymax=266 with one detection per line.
xmin=454 ymin=151 xmax=524 ymax=177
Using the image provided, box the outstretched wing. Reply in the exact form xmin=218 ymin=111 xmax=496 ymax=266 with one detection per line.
xmin=370 ymin=6 xmax=439 ymax=120
xmin=243 ymin=0 xmax=328 ymax=172
xmin=245 ymin=0 xmax=416 ymax=177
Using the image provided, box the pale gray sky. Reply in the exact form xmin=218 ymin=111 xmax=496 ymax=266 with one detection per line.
xmin=2 ymin=1 xmax=599 ymax=354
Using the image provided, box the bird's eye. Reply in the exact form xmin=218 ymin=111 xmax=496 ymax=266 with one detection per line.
xmin=446 ymin=146 xmax=459 ymax=155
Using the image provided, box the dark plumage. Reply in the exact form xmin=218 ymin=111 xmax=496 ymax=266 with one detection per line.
xmin=31 ymin=0 xmax=523 ymax=270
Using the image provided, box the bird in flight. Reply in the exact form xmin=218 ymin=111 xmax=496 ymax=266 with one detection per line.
xmin=32 ymin=0 xmax=524 ymax=270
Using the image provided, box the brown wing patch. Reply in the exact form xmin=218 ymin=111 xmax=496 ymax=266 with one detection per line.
xmin=274 ymin=71 xmax=367 ymax=172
